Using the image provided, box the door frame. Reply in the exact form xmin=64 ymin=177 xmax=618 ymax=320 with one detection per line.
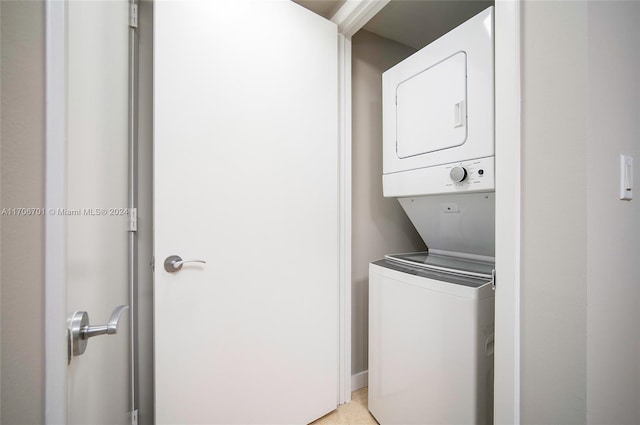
xmin=331 ymin=1 xmax=391 ymax=404
xmin=44 ymin=0 xmax=136 ymax=422
xmin=44 ymin=0 xmax=68 ymax=422
xmin=493 ymin=2 xmax=522 ymax=422
xmin=331 ymin=0 xmax=523 ymax=421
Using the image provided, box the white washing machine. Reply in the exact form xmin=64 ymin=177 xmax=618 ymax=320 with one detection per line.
xmin=368 ymin=192 xmax=495 ymax=425
xmin=368 ymin=252 xmax=495 ymax=425
xmin=369 ymin=6 xmax=496 ymax=425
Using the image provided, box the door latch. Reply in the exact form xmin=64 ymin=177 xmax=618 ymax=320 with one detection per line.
xmin=68 ymin=305 xmax=129 ymax=363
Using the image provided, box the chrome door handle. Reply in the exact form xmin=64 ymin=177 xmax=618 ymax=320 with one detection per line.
xmin=164 ymin=255 xmax=206 ymax=272
xmin=68 ymin=305 xmax=129 ymax=361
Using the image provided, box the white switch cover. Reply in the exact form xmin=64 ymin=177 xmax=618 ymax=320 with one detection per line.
xmin=620 ymin=154 xmax=633 ymax=200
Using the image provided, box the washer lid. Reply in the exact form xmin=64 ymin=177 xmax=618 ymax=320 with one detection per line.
xmin=385 ymin=251 xmax=494 ymax=279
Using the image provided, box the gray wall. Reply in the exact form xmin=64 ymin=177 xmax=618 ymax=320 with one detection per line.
xmin=0 ymin=1 xmax=46 ymax=424
xmin=520 ymin=1 xmax=588 ymax=422
xmin=136 ymin=1 xmax=155 ymax=424
xmin=1 ymin=1 xmax=3 ymax=416
xmin=520 ymin=1 xmax=640 ymax=423
xmin=351 ymin=29 xmax=424 ymax=377
xmin=586 ymin=2 xmax=640 ymax=423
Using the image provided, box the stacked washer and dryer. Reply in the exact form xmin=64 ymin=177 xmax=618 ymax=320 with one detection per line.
xmin=368 ymin=7 xmax=496 ymax=425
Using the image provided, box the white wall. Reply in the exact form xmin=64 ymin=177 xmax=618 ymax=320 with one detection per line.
xmin=351 ymin=29 xmax=424 ymax=379
xmin=586 ymin=2 xmax=640 ymax=423
xmin=520 ymin=1 xmax=640 ymax=423
xmin=0 ymin=2 xmax=46 ymax=423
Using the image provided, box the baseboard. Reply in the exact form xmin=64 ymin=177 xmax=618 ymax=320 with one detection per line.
xmin=351 ymin=370 xmax=368 ymax=391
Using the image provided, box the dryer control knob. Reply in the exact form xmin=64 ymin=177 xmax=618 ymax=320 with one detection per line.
xmin=450 ymin=166 xmax=468 ymax=183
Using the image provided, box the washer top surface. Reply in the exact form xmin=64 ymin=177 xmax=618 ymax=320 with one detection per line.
xmin=385 ymin=251 xmax=494 ymax=279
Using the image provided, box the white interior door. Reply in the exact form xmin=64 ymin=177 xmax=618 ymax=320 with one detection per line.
xmin=64 ymin=0 xmax=131 ymax=423
xmin=154 ymin=1 xmax=339 ymax=424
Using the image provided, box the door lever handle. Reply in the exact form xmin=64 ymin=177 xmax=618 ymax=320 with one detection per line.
xmin=164 ymin=255 xmax=206 ymax=272
xmin=81 ymin=305 xmax=129 ymax=339
xmin=68 ymin=305 xmax=129 ymax=361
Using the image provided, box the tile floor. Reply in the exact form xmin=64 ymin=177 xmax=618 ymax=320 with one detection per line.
xmin=310 ymin=387 xmax=378 ymax=425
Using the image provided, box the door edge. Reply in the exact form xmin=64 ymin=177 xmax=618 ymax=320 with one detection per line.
xmin=44 ymin=0 xmax=68 ymax=423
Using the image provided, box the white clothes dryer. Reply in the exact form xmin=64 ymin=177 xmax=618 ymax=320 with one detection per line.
xmin=382 ymin=7 xmax=494 ymax=198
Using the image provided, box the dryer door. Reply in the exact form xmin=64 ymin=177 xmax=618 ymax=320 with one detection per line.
xmin=396 ymin=52 xmax=467 ymax=159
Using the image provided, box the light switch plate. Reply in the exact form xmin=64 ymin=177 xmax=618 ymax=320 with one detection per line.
xmin=620 ymin=154 xmax=633 ymax=201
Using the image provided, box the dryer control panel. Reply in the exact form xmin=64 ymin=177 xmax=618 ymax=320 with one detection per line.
xmin=444 ymin=159 xmax=490 ymax=188
xmin=383 ymin=156 xmax=494 ymax=198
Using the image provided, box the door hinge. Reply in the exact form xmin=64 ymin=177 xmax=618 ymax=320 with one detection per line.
xmin=151 ymin=256 xmax=155 ymax=272
xmin=130 ymin=409 xmax=138 ymax=425
xmin=128 ymin=207 xmax=138 ymax=232
xmin=491 ymin=269 xmax=496 ymax=291
xmin=129 ymin=3 xmax=139 ymax=28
